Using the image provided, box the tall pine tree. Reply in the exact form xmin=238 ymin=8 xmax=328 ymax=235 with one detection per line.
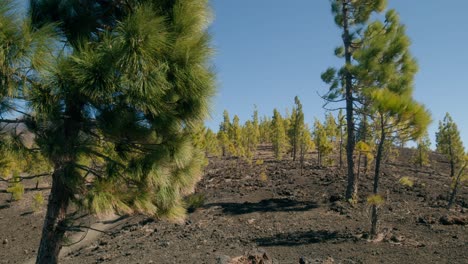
xmin=25 ymin=1 xmax=216 ymax=262
xmin=322 ymin=0 xmax=387 ymax=201
xmin=288 ymin=96 xmax=305 ymax=161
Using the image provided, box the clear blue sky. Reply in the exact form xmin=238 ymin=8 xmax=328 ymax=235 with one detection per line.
xmin=207 ymin=0 xmax=468 ymax=148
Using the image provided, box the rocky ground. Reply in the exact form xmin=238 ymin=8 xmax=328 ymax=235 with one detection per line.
xmin=0 ymin=146 xmax=467 ymax=264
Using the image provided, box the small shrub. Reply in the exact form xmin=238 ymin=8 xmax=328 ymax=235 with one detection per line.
xmin=185 ymin=193 xmax=206 ymax=212
xmin=7 ymin=175 xmax=24 ymax=201
xmin=32 ymin=193 xmax=45 ymax=211
xmin=255 ymin=159 xmax=264 ymax=165
xmin=259 ymin=171 xmax=268 ymax=182
xmin=367 ymin=194 xmax=385 ymax=206
xmin=399 ymin=177 xmax=414 ymax=187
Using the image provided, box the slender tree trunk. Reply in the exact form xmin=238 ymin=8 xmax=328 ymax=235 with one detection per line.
xmin=370 ymin=205 xmax=378 ymax=238
xmin=371 ymin=115 xmax=386 ymax=238
xmin=36 ymin=168 xmax=70 ymax=264
xmin=341 ymin=0 xmax=357 ymax=201
xmin=447 ymin=163 xmax=467 ymax=209
xmin=448 ymin=135 xmax=454 ymax=177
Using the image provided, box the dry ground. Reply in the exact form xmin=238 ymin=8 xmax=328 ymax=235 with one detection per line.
xmin=0 ymin=146 xmax=467 ymax=264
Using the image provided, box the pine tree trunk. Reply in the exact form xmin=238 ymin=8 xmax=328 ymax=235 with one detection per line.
xmin=36 ymin=169 xmax=70 ymax=264
xmin=371 ymin=115 xmax=386 ymax=239
xmin=370 ymin=204 xmax=378 ymax=238
xmin=341 ymin=0 xmax=357 ymax=201
xmin=36 ymin=99 xmax=81 ymax=263
xmin=448 ymin=135 xmax=454 ymax=177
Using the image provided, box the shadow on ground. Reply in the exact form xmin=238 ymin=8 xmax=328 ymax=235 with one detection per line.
xmin=254 ymin=230 xmax=342 ymax=246
xmin=204 ymin=198 xmax=319 ymax=215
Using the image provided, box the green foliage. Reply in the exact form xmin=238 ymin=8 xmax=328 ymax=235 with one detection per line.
xmin=185 ymin=193 xmax=206 ymax=212
xmin=32 ymin=193 xmax=45 ymax=211
xmin=324 ymin=0 xmax=387 ymax=201
xmin=204 ymin=129 xmax=221 ymax=157
xmin=324 ymin=113 xmax=337 ymax=143
xmin=288 ymin=96 xmax=305 ymax=161
xmin=229 ymin=115 xmax=244 ymax=157
xmin=241 ymin=120 xmax=258 ymax=161
xmin=436 ymin=113 xmax=465 ymax=176
xmin=355 ymin=9 xmax=431 ymax=146
xmin=21 ymin=0 xmax=216 ymax=225
xmin=414 ymin=132 xmax=431 ymax=167
xmin=313 ymin=119 xmax=333 ymax=166
xmin=367 ymin=194 xmax=385 ymax=206
xmin=398 ymin=177 xmax=414 ymax=188
xmin=259 ymin=115 xmax=272 ymax=143
xmin=298 ymin=124 xmax=314 ymax=162
xmin=272 ymin=109 xmax=287 ymax=160
xmin=7 ymin=174 xmax=24 ymax=201
xmin=259 ymin=171 xmax=268 ymax=182
xmin=356 ymin=140 xmax=374 ymax=166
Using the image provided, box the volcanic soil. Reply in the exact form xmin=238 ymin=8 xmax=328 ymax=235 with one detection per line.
xmin=1 ymin=146 xmax=467 ymax=263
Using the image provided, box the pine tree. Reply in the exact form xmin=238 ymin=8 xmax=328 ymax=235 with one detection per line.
xmin=26 ymin=1 xmax=215 ymax=262
xmin=220 ymin=110 xmax=231 ymax=135
xmin=353 ymin=9 xmax=431 ymax=238
xmin=414 ymin=131 xmax=431 ymax=167
xmin=322 ymin=0 xmax=386 ymax=201
xmin=436 ymin=113 xmax=465 ymax=177
xmin=218 ymin=110 xmax=232 ymax=157
xmin=298 ymin=124 xmax=314 ymax=175
xmin=324 ymin=113 xmax=338 ymax=164
xmin=313 ymin=119 xmax=332 ymax=167
xmin=272 ymin=109 xmax=287 ymax=160
xmin=229 ymin=115 xmax=243 ymax=157
xmin=252 ymin=106 xmax=260 ymax=146
xmin=204 ymin=128 xmax=220 ymax=157
xmin=288 ymin=96 xmax=305 ymax=161
xmin=259 ymin=115 xmax=272 ymax=144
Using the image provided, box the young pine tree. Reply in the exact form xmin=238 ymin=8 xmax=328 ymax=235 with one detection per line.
xmin=354 ymin=9 xmax=431 ymax=238
xmin=298 ymin=124 xmax=314 ymax=175
xmin=218 ymin=110 xmax=232 ymax=157
xmin=259 ymin=115 xmax=272 ymax=144
xmin=322 ymin=0 xmax=387 ymax=201
xmin=313 ymin=119 xmax=333 ymax=167
xmin=204 ymin=128 xmax=221 ymax=157
xmin=436 ymin=113 xmax=465 ymax=177
xmin=414 ymin=131 xmax=431 ymax=167
xmin=272 ymin=109 xmax=287 ymax=160
xmin=229 ymin=115 xmax=244 ymax=157
xmin=27 ymin=1 xmax=215 ymax=262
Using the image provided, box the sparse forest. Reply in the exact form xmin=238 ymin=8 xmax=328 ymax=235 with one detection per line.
xmin=0 ymin=0 xmax=466 ymax=264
